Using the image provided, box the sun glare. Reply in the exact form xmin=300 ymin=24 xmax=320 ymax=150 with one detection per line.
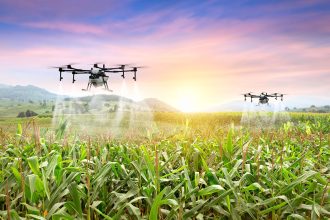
xmin=176 ymin=88 xmax=200 ymax=112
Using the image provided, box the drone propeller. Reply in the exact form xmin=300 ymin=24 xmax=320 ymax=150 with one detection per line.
xmin=92 ymin=62 xmax=106 ymax=68
xmin=116 ymin=64 xmax=133 ymax=69
xmin=49 ymin=66 xmax=64 ymax=69
xmin=59 ymin=63 xmax=79 ymax=69
xmin=241 ymin=92 xmax=253 ymax=96
xmin=132 ymin=66 xmax=147 ymax=69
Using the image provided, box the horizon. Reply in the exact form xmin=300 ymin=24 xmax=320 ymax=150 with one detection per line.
xmin=1 ymin=83 xmax=329 ymax=112
xmin=1 ymin=1 xmax=330 ymax=111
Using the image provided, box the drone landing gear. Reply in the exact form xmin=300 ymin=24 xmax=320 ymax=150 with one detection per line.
xmin=82 ymin=82 xmax=92 ymax=91
xmin=103 ymin=82 xmax=113 ymax=92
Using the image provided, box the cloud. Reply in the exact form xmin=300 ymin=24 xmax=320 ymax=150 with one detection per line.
xmin=0 ymin=0 xmax=125 ymax=21
xmin=23 ymin=21 xmax=105 ymax=35
xmin=0 ymin=0 xmax=329 ymax=109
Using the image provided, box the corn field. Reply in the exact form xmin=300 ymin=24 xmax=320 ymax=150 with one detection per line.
xmin=0 ymin=113 xmax=329 ymax=219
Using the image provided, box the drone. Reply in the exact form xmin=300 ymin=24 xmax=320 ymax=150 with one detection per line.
xmin=243 ymin=92 xmax=285 ymax=105
xmin=52 ymin=63 xmax=143 ymax=91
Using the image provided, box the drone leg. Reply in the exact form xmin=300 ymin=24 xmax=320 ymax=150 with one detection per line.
xmin=104 ymin=82 xmax=112 ymax=92
xmin=82 ymin=83 xmax=90 ymax=91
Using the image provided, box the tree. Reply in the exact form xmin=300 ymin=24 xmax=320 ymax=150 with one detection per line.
xmin=17 ymin=112 xmax=25 ymax=118
xmin=25 ymin=110 xmax=38 ymax=117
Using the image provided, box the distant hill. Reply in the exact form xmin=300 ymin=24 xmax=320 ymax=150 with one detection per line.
xmin=61 ymin=95 xmax=178 ymax=113
xmin=139 ymin=98 xmax=179 ymax=112
xmin=207 ymin=98 xmax=330 ymax=113
xmin=0 ymin=84 xmax=179 ymax=117
xmin=288 ymin=105 xmax=330 ymax=113
xmin=64 ymin=94 xmax=133 ymax=103
xmin=0 ymin=84 xmax=58 ymax=102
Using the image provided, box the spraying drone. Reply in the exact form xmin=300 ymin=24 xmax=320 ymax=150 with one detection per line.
xmin=52 ymin=63 xmax=143 ymax=91
xmin=243 ymin=92 xmax=285 ymax=105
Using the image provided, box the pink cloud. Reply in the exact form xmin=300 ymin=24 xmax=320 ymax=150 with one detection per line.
xmin=0 ymin=1 xmax=329 ymax=108
xmin=0 ymin=0 xmax=124 ymax=21
xmin=24 ymin=21 xmax=105 ymax=35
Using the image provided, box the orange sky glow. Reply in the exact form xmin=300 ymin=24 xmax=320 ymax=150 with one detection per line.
xmin=0 ymin=1 xmax=329 ymax=111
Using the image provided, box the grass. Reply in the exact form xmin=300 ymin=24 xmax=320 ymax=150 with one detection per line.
xmin=0 ymin=112 xmax=329 ymax=219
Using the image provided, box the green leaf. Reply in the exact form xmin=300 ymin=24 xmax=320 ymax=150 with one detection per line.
xmin=28 ymin=156 xmax=41 ymax=176
xmin=198 ymin=185 xmax=225 ymax=196
xmin=242 ymin=182 xmax=265 ymax=192
xmin=278 ymin=171 xmax=317 ymax=195
xmin=67 ymin=182 xmax=83 ymax=218
xmin=22 ymin=203 xmax=40 ymax=215
xmin=16 ymin=123 xmax=22 ymax=136
xmin=26 ymin=214 xmax=46 ymax=220
xmin=149 ymin=187 xmax=169 ymax=220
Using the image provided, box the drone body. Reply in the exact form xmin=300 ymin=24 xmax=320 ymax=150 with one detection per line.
xmin=53 ymin=63 xmax=142 ymax=91
xmin=243 ymin=92 xmax=285 ymax=105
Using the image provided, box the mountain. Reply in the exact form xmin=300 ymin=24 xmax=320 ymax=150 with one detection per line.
xmin=0 ymin=84 xmax=58 ymax=101
xmin=139 ymin=98 xmax=179 ymax=112
xmin=0 ymin=84 xmax=179 ymax=115
xmin=288 ymin=105 xmax=330 ymax=113
xmin=60 ymin=96 xmax=179 ymax=112
xmin=0 ymin=84 xmax=11 ymax=89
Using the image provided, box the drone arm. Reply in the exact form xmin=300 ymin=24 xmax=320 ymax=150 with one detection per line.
xmin=266 ymin=94 xmax=277 ymax=97
xmin=245 ymin=95 xmax=259 ymax=98
xmin=72 ymin=72 xmax=76 ymax=83
xmin=103 ymin=70 xmax=123 ymax=73
xmin=102 ymin=67 xmax=123 ymax=71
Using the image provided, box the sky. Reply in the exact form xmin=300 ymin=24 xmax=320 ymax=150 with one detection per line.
xmin=0 ymin=0 xmax=329 ymax=111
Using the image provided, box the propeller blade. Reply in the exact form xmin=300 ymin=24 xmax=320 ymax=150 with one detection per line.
xmin=91 ymin=62 xmax=105 ymax=68
xmin=116 ymin=64 xmax=133 ymax=69
xmin=116 ymin=63 xmax=132 ymax=66
xmin=49 ymin=66 xmax=62 ymax=68
xmin=132 ymin=66 xmax=147 ymax=69
xmin=62 ymin=63 xmax=78 ymax=68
